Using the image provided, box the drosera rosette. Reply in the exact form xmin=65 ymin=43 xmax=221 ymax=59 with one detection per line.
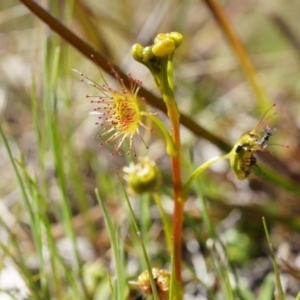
xmin=73 ymin=58 xmax=153 ymax=157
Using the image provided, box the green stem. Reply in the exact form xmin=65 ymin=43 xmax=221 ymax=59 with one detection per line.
xmin=119 ymin=181 xmax=160 ymax=300
xmin=142 ymin=112 xmax=176 ymax=156
xmin=262 ymin=217 xmax=285 ymax=300
xmin=182 ymin=154 xmax=228 ymax=199
xmin=153 ymin=193 xmax=172 ymax=252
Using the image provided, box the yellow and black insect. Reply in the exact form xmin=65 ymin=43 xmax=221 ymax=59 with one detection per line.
xmin=228 ymin=105 xmax=277 ymax=180
xmin=228 ymin=131 xmax=260 ymax=180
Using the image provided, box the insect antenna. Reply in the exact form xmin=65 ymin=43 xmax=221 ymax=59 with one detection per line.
xmin=254 ymin=103 xmax=277 ymax=132
xmin=266 ymin=143 xmax=289 ymax=148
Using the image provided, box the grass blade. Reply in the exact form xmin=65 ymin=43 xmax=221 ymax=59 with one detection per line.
xmin=95 ymin=189 xmax=127 ymax=300
xmin=118 ymin=178 xmax=160 ymax=300
xmin=262 ymin=217 xmax=285 ymax=300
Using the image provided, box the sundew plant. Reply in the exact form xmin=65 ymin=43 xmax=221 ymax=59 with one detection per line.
xmin=1 ymin=1 xmax=300 ymax=300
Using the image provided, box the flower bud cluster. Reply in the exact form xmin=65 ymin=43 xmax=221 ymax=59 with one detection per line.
xmin=132 ymin=32 xmax=182 ymax=63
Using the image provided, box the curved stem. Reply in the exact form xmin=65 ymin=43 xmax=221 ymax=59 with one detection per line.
xmin=141 ymin=113 xmax=176 ymax=156
xmin=182 ymin=154 xmax=229 ymax=200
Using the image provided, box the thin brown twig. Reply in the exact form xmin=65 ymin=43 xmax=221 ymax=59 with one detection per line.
xmin=17 ymin=0 xmax=300 ymax=191
xmin=18 ymin=0 xmax=230 ymax=152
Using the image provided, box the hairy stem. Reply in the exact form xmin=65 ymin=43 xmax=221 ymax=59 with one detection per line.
xmin=169 ymin=107 xmax=182 ymax=285
xmin=160 ymin=57 xmax=183 ymax=292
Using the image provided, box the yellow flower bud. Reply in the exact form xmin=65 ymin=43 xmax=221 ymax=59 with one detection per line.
xmin=131 ymin=43 xmax=144 ymax=62
xmin=168 ymin=32 xmax=183 ymax=48
xmin=152 ymin=38 xmax=175 ymax=57
xmin=142 ymin=46 xmax=154 ymax=61
xmin=123 ymin=157 xmax=161 ymax=194
xmin=154 ymin=33 xmax=167 ymax=44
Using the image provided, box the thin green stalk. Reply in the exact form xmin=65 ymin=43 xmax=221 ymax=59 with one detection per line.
xmin=43 ymin=41 xmax=89 ymax=299
xmin=152 ymin=193 xmax=172 ymax=253
xmin=169 ymin=236 xmax=175 ymax=300
xmin=16 ymin=160 xmax=82 ymax=298
xmin=194 ymin=181 xmax=235 ymax=299
xmin=0 ymin=220 xmax=41 ymax=299
xmin=257 ymin=274 xmax=274 ymax=300
xmin=0 ymin=127 xmax=47 ymax=298
xmin=136 ymin=233 xmax=160 ymax=300
xmin=119 ymin=180 xmax=160 ymax=300
xmin=30 ymin=77 xmax=49 ymax=197
xmin=262 ymin=217 xmax=284 ymax=300
xmin=206 ymin=234 xmax=235 ymax=300
xmin=106 ymin=270 xmax=116 ymax=300
xmin=223 ymin=267 xmax=235 ymax=300
xmin=193 ymin=182 xmax=217 ymax=240
xmin=142 ymin=112 xmax=176 ymax=156
xmin=67 ymin=139 xmax=96 ymax=240
xmin=18 ymin=163 xmax=50 ymax=298
xmin=140 ymin=193 xmax=150 ymax=250
xmin=25 ymin=173 xmax=61 ymax=297
xmin=0 ymin=127 xmax=35 ymax=234
xmin=182 ymin=154 xmax=228 ymax=199
xmin=95 ymin=189 xmax=127 ymax=300
xmin=46 ymin=217 xmax=81 ymax=298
